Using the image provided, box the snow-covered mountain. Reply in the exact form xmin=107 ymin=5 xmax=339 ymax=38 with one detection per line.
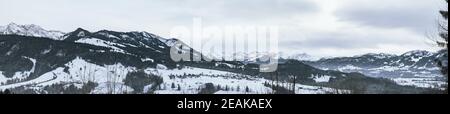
xmin=284 ymin=53 xmax=319 ymax=61
xmin=221 ymin=52 xmax=318 ymax=63
xmin=223 ymin=52 xmax=279 ymax=62
xmin=1 ymin=34 xmax=361 ymax=94
xmin=305 ymin=50 xmax=448 ymax=89
xmin=0 ymin=23 xmax=65 ymax=40
xmin=63 ymin=28 xmax=168 ymax=54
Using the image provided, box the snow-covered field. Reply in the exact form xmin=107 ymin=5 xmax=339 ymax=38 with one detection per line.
xmin=146 ymin=67 xmax=273 ymax=94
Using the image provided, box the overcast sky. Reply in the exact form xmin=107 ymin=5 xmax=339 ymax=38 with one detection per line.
xmin=0 ymin=0 xmax=446 ymax=57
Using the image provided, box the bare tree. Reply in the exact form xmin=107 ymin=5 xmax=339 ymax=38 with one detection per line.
xmin=289 ymin=75 xmax=296 ymax=94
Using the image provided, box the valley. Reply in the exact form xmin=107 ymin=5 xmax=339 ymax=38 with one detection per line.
xmin=0 ymin=23 xmax=446 ymax=94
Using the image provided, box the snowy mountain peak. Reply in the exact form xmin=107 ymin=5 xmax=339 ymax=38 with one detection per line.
xmin=402 ymin=50 xmax=433 ymax=57
xmin=158 ymin=37 xmax=180 ymax=47
xmin=74 ymin=28 xmax=90 ymax=34
xmin=358 ymin=53 xmax=396 ymax=59
xmin=62 ymin=28 xmax=175 ymax=55
xmin=0 ymin=23 xmax=65 ymax=40
xmin=5 ymin=22 xmax=20 ymax=29
xmin=284 ymin=53 xmax=319 ymax=61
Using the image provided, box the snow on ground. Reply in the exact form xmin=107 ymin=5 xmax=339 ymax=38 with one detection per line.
xmin=91 ymin=82 xmax=134 ymax=94
xmin=294 ymin=84 xmax=348 ymax=94
xmin=310 ymin=74 xmax=333 ymax=83
xmin=75 ymin=38 xmax=127 ymax=53
xmin=0 ymin=68 xmax=63 ymax=90
xmin=215 ymin=62 xmax=235 ymax=68
xmin=144 ymin=66 xmax=272 ymax=94
xmin=141 ymin=58 xmax=154 ymax=62
xmin=0 ymin=56 xmax=36 ymax=85
xmin=215 ymin=90 xmax=248 ymax=94
xmin=148 ymin=66 xmax=237 ymax=76
xmin=156 ymin=64 xmax=168 ymax=70
xmin=268 ymin=81 xmax=349 ymax=94
xmin=0 ymin=71 xmax=7 ymax=85
xmin=144 ymin=66 xmax=338 ymax=94
xmin=337 ymin=65 xmax=362 ymax=71
xmin=410 ymin=56 xmax=422 ymax=63
xmin=392 ymin=77 xmax=447 ymax=90
xmin=370 ymin=66 xmax=409 ymax=72
xmin=97 ymin=32 xmax=120 ymax=39
xmin=1 ymin=57 xmax=342 ymax=94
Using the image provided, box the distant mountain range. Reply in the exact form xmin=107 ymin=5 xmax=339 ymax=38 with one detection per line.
xmin=0 ymin=23 xmax=445 ymax=94
xmin=235 ymin=49 xmax=448 ymax=89
xmin=304 ymin=50 xmax=448 ymax=89
xmin=305 ymin=50 xmax=445 ymax=77
xmin=0 ymin=23 xmax=65 ymax=40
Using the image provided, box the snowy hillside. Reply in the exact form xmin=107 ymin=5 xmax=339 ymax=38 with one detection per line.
xmin=305 ymin=50 xmax=448 ymax=90
xmin=222 ymin=52 xmax=319 ymax=63
xmin=284 ymin=53 xmax=319 ymax=61
xmin=0 ymin=57 xmax=343 ymax=94
xmin=0 ymin=25 xmax=444 ymax=94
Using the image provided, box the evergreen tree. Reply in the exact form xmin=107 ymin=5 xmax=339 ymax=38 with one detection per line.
xmin=436 ymin=0 xmax=448 ymax=93
xmin=3 ymin=89 xmax=11 ymax=94
xmin=171 ymin=82 xmax=176 ymax=89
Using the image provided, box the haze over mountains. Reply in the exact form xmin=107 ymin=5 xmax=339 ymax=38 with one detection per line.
xmin=0 ymin=23 xmax=446 ymax=94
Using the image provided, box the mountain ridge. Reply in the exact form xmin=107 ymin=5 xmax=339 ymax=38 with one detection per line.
xmin=0 ymin=24 xmax=444 ymax=94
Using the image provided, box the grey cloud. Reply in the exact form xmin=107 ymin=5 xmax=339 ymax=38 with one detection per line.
xmin=281 ymin=32 xmax=421 ymax=50
xmin=335 ymin=0 xmax=442 ymax=32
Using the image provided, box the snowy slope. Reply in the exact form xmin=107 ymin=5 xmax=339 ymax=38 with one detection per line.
xmin=74 ymin=38 xmax=128 ymax=54
xmin=139 ymin=65 xmax=344 ymax=94
xmin=222 ymin=52 xmax=319 ymax=62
